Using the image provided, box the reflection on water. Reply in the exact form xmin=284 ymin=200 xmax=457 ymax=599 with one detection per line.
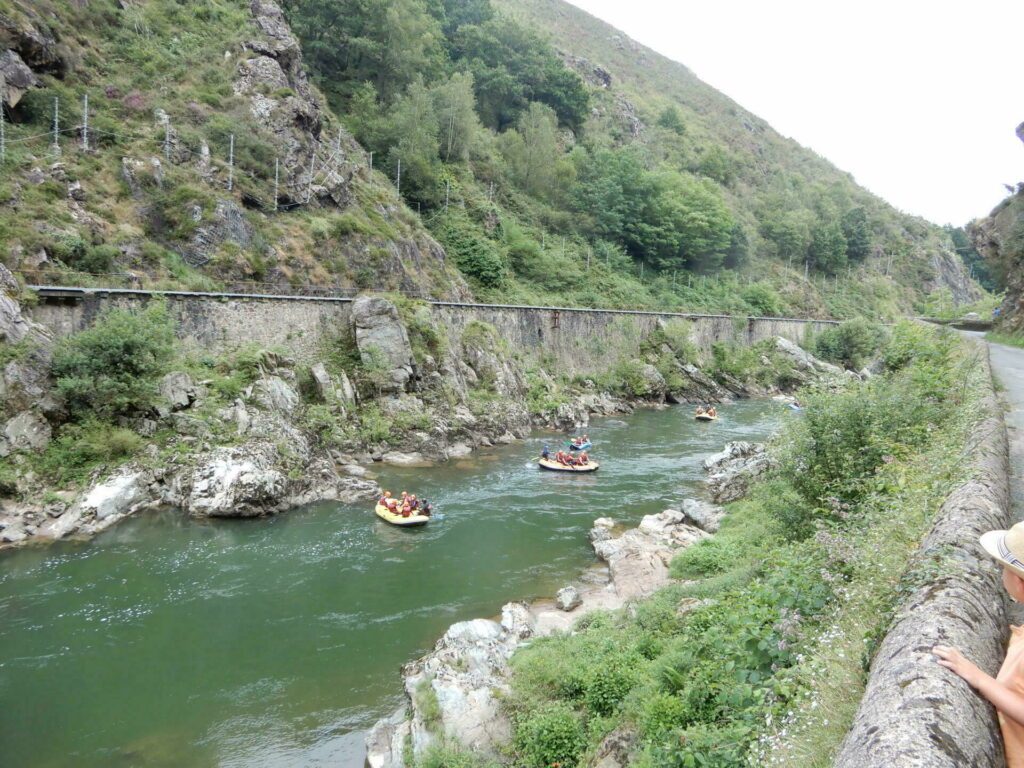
xmin=0 ymin=401 xmax=784 ymax=767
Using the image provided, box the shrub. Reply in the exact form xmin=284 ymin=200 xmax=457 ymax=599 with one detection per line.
xmin=30 ymin=421 xmax=143 ymax=485
xmin=584 ymin=655 xmax=638 ymax=715
xmin=514 ymin=702 xmax=586 ymax=768
xmin=641 ymin=692 xmax=688 ymax=739
xmin=432 ymin=212 xmax=506 ymax=288
xmin=813 ymin=318 xmax=887 ymax=370
xmin=742 ymin=284 xmax=786 ymax=317
xmin=416 ymin=744 xmax=497 ymax=768
xmin=52 ymin=301 xmax=175 ymax=419
xmin=670 ymin=538 xmax=729 ymax=578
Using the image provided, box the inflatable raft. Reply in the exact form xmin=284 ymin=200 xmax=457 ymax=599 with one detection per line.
xmin=695 ymin=413 xmax=718 ymax=421
xmin=375 ymin=503 xmax=430 ymax=527
xmin=539 ymin=458 xmax=599 ymax=473
xmin=566 ymin=440 xmax=592 ymax=451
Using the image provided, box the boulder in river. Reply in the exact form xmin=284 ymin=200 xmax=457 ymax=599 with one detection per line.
xmin=555 ymin=586 xmax=582 ymax=611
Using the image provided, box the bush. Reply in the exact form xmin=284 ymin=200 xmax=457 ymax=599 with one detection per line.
xmin=670 ymin=538 xmax=729 ymax=578
xmin=432 ymin=212 xmax=506 ymax=288
xmin=514 ymin=702 xmax=587 ymax=768
xmin=416 ymin=744 xmax=497 ymax=768
xmin=813 ymin=318 xmax=887 ymax=370
xmin=742 ymin=284 xmax=786 ymax=317
xmin=31 ymin=421 xmax=143 ymax=485
xmin=52 ymin=302 xmax=175 ymax=419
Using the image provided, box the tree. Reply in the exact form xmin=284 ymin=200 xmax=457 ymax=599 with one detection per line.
xmin=435 ymin=0 xmax=493 ymax=35
xmin=283 ymin=0 xmax=446 ymax=103
xmin=657 ymin=106 xmax=685 ymax=134
xmin=761 ymin=208 xmax=813 ymax=266
xmin=809 ymin=218 xmax=848 ymax=275
xmin=724 ymin=224 xmax=750 ymax=269
xmin=430 ymin=72 xmax=483 ymax=163
xmin=500 ymin=103 xmax=561 ymax=198
xmin=449 ymin=17 xmax=588 ymax=131
xmin=386 ymin=79 xmax=441 ymax=203
xmin=841 ymin=207 xmax=871 ymax=262
xmin=696 ymin=145 xmax=734 ymax=186
xmin=52 ymin=302 xmax=175 ymax=420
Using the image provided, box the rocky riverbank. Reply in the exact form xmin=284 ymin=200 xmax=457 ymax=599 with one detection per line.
xmin=365 ymin=440 xmax=764 ymax=768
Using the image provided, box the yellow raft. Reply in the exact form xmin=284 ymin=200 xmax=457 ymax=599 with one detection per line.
xmin=695 ymin=413 xmax=718 ymax=421
xmin=539 ymin=458 xmax=599 ymax=473
xmin=375 ymin=503 xmax=430 ymax=527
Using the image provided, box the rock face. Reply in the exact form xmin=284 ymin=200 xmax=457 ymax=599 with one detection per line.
xmin=834 ymin=390 xmax=1010 ymax=768
xmin=971 ymin=181 xmax=1024 ymax=333
xmin=352 ymin=296 xmax=415 ymax=393
xmin=175 ymin=447 xmax=288 ymax=517
xmin=704 ymin=441 xmax=775 ymax=503
xmin=0 ymin=10 xmax=67 ymax=108
xmin=2 ymin=410 xmax=50 ymax=454
xmin=393 ymin=606 xmax=530 ymax=763
xmin=594 ymin=510 xmax=708 ymax=600
xmin=773 ymin=336 xmax=846 ymax=377
xmin=37 ymin=470 xmax=155 ymax=541
xmin=158 ymin=371 xmax=197 ymax=412
xmin=680 ymin=498 xmax=726 ymax=533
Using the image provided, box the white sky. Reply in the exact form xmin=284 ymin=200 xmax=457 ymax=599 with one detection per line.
xmin=566 ymin=0 xmax=1024 ymax=226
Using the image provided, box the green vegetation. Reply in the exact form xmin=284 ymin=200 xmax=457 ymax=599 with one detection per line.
xmin=503 ymin=323 xmax=982 ymax=767
xmin=51 ymin=301 xmax=175 ymax=420
xmin=275 ymin=0 xmax=980 ymax=316
xmin=811 ymin=318 xmax=887 ymax=370
xmin=987 ymin=330 xmax=1024 ymax=348
xmin=0 ymin=0 xmax=983 ymax=316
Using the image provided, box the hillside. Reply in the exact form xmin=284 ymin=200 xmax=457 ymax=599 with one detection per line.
xmin=0 ymin=0 xmax=980 ymax=318
xmin=0 ymin=0 xmax=468 ymax=298
xmin=970 ymin=123 xmax=1024 ymax=331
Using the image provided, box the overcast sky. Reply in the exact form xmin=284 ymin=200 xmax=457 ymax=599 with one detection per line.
xmin=566 ymin=0 xmax=1023 ymax=226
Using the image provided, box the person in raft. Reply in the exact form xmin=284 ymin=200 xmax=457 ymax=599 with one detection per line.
xmin=933 ymin=520 xmax=1024 ymax=765
xmin=541 ymin=444 xmax=551 ymax=460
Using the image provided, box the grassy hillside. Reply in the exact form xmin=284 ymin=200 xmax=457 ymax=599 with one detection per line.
xmin=0 ymin=0 xmax=981 ymax=318
xmin=0 ymin=0 xmax=468 ymax=298
xmin=281 ymin=0 xmax=980 ymax=318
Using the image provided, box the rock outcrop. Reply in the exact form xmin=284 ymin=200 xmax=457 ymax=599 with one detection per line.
xmin=703 ymin=441 xmax=775 ymax=502
xmin=971 ymin=173 xmax=1024 ymax=333
xmin=352 ymin=296 xmax=416 ymax=393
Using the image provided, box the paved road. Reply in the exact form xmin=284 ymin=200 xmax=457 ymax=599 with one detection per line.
xmin=964 ymin=330 xmax=1024 ymax=523
xmin=987 ymin=338 xmax=1024 ymax=525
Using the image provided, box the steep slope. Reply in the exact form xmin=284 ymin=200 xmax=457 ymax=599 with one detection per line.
xmin=0 ymin=0 xmax=468 ymax=298
xmin=490 ymin=0 xmax=980 ymax=313
xmin=970 ymin=123 xmax=1024 ymax=331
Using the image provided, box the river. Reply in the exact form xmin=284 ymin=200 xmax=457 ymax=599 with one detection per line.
xmin=0 ymin=401 xmax=783 ymax=767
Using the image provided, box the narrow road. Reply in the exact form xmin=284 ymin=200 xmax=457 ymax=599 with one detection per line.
xmin=974 ymin=333 xmax=1024 ymax=523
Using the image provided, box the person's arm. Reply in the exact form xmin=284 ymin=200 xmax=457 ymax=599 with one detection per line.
xmin=934 ymin=645 xmax=1024 ymax=725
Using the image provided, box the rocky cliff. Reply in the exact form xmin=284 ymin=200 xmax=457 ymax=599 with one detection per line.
xmin=970 ymin=126 xmax=1024 ymax=332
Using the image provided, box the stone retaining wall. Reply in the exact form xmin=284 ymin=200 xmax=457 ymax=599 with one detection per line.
xmin=27 ymin=292 xmax=836 ymax=374
xmin=834 ymin=347 xmax=1010 ymax=767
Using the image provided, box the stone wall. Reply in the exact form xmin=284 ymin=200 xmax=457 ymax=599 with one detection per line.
xmin=27 ymin=292 xmax=837 ymax=374
xmin=834 ymin=348 xmax=1011 ymax=768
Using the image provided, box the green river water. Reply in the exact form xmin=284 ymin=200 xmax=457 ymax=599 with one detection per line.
xmin=0 ymin=401 xmax=783 ymax=768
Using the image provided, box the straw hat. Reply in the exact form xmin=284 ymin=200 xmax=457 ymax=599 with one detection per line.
xmin=981 ymin=522 xmax=1024 ymax=579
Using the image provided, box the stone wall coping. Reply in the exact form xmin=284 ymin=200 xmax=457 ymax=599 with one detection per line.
xmin=27 ymin=285 xmax=840 ymax=326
